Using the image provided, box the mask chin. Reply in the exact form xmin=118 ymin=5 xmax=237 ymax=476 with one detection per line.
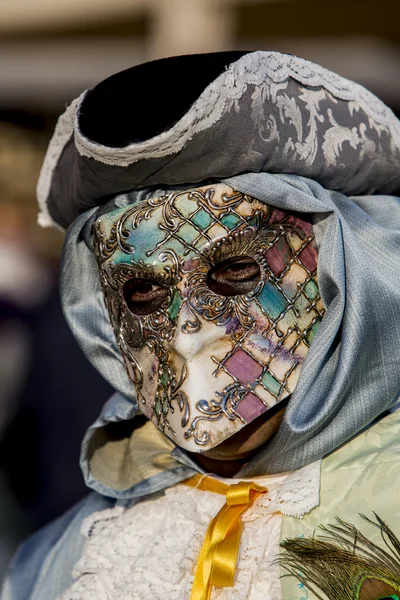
xmin=192 ymin=397 xmax=289 ymax=461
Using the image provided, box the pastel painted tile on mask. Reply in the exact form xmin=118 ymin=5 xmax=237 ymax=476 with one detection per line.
xmin=190 ymin=208 xmax=214 ymax=230
xmin=304 ymin=279 xmax=319 ymax=301
xmin=257 ymin=282 xmax=288 ymax=321
xmin=220 ymin=212 xmax=242 ymax=230
xmin=174 ymin=194 xmax=199 ymax=218
xmin=224 ymin=348 xmax=263 ymax=386
xmin=235 ymin=392 xmax=268 ymax=422
xmin=306 ymin=318 xmax=322 ymax=345
xmin=264 ymin=235 xmax=292 ymax=276
xmin=298 ymin=241 xmax=318 ymax=272
xmin=261 ymin=371 xmax=282 ymax=397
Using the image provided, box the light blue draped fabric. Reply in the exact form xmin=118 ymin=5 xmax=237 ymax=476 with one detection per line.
xmin=227 ymin=174 xmax=400 ymax=474
xmin=60 ymin=173 xmax=400 ymax=481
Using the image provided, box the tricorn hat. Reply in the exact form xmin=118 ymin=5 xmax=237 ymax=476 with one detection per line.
xmin=37 ymin=50 xmax=400 ymax=229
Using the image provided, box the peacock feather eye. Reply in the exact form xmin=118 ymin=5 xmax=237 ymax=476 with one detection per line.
xmin=279 ymin=514 xmax=400 ymax=600
xmin=359 ymin=577 xmax=400 ymax=600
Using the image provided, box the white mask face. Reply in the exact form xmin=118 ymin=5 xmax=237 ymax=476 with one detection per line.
xmin=94 ymin=184 xmax=325 ymax=452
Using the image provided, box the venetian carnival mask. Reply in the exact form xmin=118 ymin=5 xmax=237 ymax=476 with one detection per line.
xmin=93 ymin=184 xmax=325 ymax=452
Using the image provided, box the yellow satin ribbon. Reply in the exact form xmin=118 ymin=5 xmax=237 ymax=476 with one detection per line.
xmin=184 ymin=474 xmax=268 ymax=600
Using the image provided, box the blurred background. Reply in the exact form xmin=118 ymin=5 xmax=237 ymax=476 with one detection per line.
xmin=0 ymin=0 xmax=399 ymax=579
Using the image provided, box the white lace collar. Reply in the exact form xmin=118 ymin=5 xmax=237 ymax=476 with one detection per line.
xmin=57 ymin=460 xmax=321 ymax=600
xmin=118 ymin=458 xmax=322 ymax=519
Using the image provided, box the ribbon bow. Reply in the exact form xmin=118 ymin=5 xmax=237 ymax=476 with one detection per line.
xmin=184 ymin=474 xmax=268 ymax=600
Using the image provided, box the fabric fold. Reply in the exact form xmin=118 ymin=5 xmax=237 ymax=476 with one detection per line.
xmin=59 ymin=173 xmax=400 ymax=489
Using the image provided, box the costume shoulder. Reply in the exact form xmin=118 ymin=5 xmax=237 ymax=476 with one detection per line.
xmin=1 ymin=492 xmax=115 ymax=600
xmin=280 ymin=409 xmax=400 ymax=599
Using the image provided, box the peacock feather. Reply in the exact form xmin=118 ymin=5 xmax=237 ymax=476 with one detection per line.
xmin=279 ymin=513 xmax=400 ymax=600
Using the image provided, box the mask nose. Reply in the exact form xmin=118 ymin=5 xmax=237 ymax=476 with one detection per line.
xmin=171 ymin=302 xmax=225 ymax=359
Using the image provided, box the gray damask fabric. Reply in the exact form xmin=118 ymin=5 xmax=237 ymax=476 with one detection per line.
xmin=38 ymin=51 xmax=400 ymax=229
xmin=60 ymin=173 xmax=400 ymax=489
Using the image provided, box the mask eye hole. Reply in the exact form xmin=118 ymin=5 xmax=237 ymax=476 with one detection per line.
xmin=123 ymin=279 xmax=169 ymax=316
xmin=206 ymin=256 xmax=261 ymax=297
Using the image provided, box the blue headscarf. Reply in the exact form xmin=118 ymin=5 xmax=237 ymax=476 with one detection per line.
xmin=60 ymin=173 xmax=400 ymax=483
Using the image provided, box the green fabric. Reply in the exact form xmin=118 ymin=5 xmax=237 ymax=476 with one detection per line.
xmin=280 ymin=410 xmax=400 ymax=599
xmin=88 ymin=418 xmax=183 ymax=491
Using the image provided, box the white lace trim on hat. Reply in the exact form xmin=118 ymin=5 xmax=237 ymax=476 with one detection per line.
xmin=36 ymin=92 xmax=85 ymax=228
xmin=37 ymin=51 xmax=400 ymax=228
xmin=74 ymin=50 xmax=400 ymax=166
